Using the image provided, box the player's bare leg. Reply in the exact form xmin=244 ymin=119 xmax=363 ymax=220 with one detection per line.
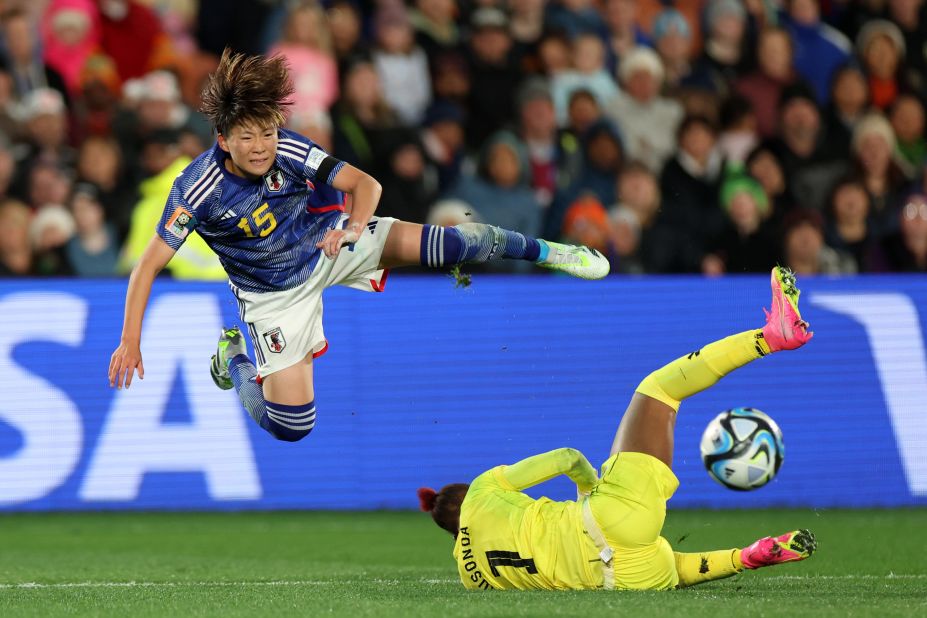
xmin=261 ymin=357 xmax=315 ymax=405
xmin=378 ymin=220 xmax=610 ymax=279
xmin=211 ymin=327 xmax=317 ymax=442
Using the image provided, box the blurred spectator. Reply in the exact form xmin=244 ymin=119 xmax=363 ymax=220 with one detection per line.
xmin=375 ymin=128 xmax=436 ymax=223
xmin=464 ymin=7 xmax=521 ymax=150
xmin=782 ymin=0 xmax=852 ymax=104
xmin=516 ymin=78 xmax=573 ymax=209
xmin=420 ymin=100 xmax=466 ymax=193
xmin=889 ymin=93 xmax=926 ymax=173
xmin=888 ymin=0 xmax=927 ymax=93
xmin=660 ymin=114 xmax=724 ymax=254
xmin=735 ymin=26 xmax=797 ymax=139
xmin=560 ymin=194 xmax=616 ymax=261
xmin=28 ymin=161 xmax=73 ymax=211
xmin=326 ymin=0 xmax=365 ymax=69
xmin=113 ymin=70 xmax=207 ymax=180
xmin=536 ymin=30 xmax=572 ymax=78
xmin=717 ymin=94 xmax=759 ymax=164
xmin=824 ymin=65 xmax=870 ymax=155
xmin=770 ymin=82 xmax=849 ymax=211
xmin=373 ymin=7 xmax=432 ymax=126
xmin=782 ymin=208 xmax=856 ymax=275
xmin=565 ymin=88 xmax=602 ymax=137
xmin=607 ymin=46 xmax=683 ymax=173
xmin=73 ymin=53 xmax=122 ymax=139
xmin=0 ymin=146 xmax=14 ymax=198
xmin=825 ymin=177 xmax=877 ymax=272
xmin=75 ymin=134 xmax=135 ymax=241
xmin=602 ymin=0 xmax=650 ymax=69
xmin=13 ymin=88 xmax=75 ymax=175
xmin=268 ymin=1 xmax=338 ymax=123
xmin=509 ymin=0 xmax=545 ymax=62
xmin=852 ymin=112 xmax=909 ymax=235
xmin=683 ymin=0 xmax=750 ymax=97
xmin=98 ymin=0 xmax=176 ymax=83
xmin=429 ymin=51 xmax=471 ymax=107
xmin=702 ymin=170 xmax=779 ymax=275
xmin=547 ymin=0 xmax=609 ymax=42
xmin=40 ymin=0 xmax=100 ymax=99
xmin=0 ymin=197 xmax=32 ymax=275
xmin=409 ymin=0 xmax=460 ymax=61
xmin=0 ymin=68 xmax=25 ymax=142
xmin=1 ymin=7 xmax=69 ymax=103
xmin=331 ymin=57 xmax=399 ymax=172
xmin=545 ymin=117 xmax=624 ymax=238
xmin=652 ymin=8 xmax=694 ymax=91
xmin=880 ymin=193 xmax=927 ymax=271
xmin=120 ymin=128 xmax=225 ymax=279
xmin=30 ymin=202 xmax=75 ymax=275
xmin=551 ymin=32 xmax=619 ymax=125
xmin=448 ymin=130 xmax=540 ymax=271
xmin=857 ymin=19 xmax=907 ymax=109
xmin=610 ymin=161 xmax=695 ymax=273
xmin=65 ymin=181 xmax=118 ymax=276
xmin=746 ymin=142 xmax=797 ymax=227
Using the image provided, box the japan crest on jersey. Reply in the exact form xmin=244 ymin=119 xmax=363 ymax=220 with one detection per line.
xmin=264 ymin=169 xmax=285 ymax=192
xmin=263 ymin=327 xmax=286 ymax=353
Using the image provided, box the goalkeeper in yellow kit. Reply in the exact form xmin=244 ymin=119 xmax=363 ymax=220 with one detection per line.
xmin=417 ymin=267 xmax=818 ymax=591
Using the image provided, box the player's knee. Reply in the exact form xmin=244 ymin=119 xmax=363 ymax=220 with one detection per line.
xmin=260 ymin=401 xmax=316 ymax=442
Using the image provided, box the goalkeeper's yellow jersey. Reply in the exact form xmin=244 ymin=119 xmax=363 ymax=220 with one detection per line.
xmin=452 ymin=448 xmax=604 ymax=590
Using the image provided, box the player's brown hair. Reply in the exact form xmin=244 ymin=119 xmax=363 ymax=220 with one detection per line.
xmin=200 ymin=48 xmax=295 ymax=136
xmin=417 ymin=484 xmax=469 ymax=537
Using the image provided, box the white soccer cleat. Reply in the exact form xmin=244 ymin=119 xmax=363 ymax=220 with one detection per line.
xmin=537 ymin=241 xmax=610 ymax=280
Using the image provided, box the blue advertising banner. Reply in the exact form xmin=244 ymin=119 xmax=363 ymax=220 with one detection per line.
xmin=0 ymin=275 xmax=925 ymax=510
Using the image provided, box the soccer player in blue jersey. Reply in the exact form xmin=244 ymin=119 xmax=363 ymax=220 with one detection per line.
xmin=108 ymin=50 xmax=608 ymax=443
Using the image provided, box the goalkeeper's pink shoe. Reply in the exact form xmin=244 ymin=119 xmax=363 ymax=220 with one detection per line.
xmin=762 ymin=266 xmax=813 ymax=352
xmin=740 ymin=529 xmax=817 ymax=569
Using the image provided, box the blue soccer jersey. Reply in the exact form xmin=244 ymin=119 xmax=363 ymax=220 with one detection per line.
xmin=156 ymin=128 xmax=348 ymax=292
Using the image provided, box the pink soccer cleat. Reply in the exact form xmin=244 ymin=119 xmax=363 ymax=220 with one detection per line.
xmin=740 ymin=529 xmax=817 ymax=569
xmin=762 ymin=266 xmax=814 ymax=352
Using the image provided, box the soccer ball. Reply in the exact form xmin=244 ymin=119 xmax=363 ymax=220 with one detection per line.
xmin=700 ymin=407 xmax=784 ymax=491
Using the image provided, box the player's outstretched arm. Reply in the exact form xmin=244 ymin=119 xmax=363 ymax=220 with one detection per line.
xmin=317 ymin=164 xmax=382 ymax=259
xmin=498 ymin=448 xmax=598 ymax=494
xmin=109 ymin=235 xmax=176 ymax=389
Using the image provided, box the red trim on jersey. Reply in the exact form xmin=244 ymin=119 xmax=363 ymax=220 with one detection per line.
xmin=370 ymin=269 xmax=390 ymax=292
xmin=313 ymin=341 xmax=329 ymax=358
xmin=306 ymin=204 xmax=345 ymax=214
xmin=255 ymin=374 xmax=263 ymax=385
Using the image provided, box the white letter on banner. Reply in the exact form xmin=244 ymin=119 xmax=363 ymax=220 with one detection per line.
xmin=80 ymin=293 xmax=261 ymax=501
xmin=0 ymin=292 xmax=85 ymax=505
xmin=811 ymin=293 xmax=927 ymax=496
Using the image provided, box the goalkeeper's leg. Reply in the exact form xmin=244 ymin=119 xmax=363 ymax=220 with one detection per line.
xmin=674 ymin=530 xmax=817 ymax=588
xmin=610 ymin=266 xmax=813 ymax=467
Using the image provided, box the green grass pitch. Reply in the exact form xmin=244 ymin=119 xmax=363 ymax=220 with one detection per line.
xmin=0 ymin=509 xmax=924 ymax=617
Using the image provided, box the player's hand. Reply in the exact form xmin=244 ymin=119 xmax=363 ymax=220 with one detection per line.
xmin=316 ymin=224 xmax=360 ymax=259
xmin=109 ymin=340 xmax=144 ymax=390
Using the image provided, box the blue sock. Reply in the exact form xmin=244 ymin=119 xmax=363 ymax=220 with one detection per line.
xmin=229 ymin=355 xmax=315 ymax=442
xmin=420 ymin=223 xmax=542 ymax=267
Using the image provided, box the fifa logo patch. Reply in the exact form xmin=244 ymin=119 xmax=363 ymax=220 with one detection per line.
xmin=263 ymin=327 xmax=286 ymax=353
xmin=165 ymin=206 xmax=194 ymax=239
xmin=264 ymin=169 xmax=285 ymax=192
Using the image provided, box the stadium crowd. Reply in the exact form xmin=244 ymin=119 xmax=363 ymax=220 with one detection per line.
xmin=0 ymin=0 xmax=926 ymax=278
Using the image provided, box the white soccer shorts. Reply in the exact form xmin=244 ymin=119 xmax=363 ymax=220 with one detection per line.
xmin=231 ymin=215 xmax=396 ymax=377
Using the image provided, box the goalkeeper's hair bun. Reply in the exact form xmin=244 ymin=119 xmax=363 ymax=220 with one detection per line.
xmin=417 ymin=487 xmax=437 ymax=512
